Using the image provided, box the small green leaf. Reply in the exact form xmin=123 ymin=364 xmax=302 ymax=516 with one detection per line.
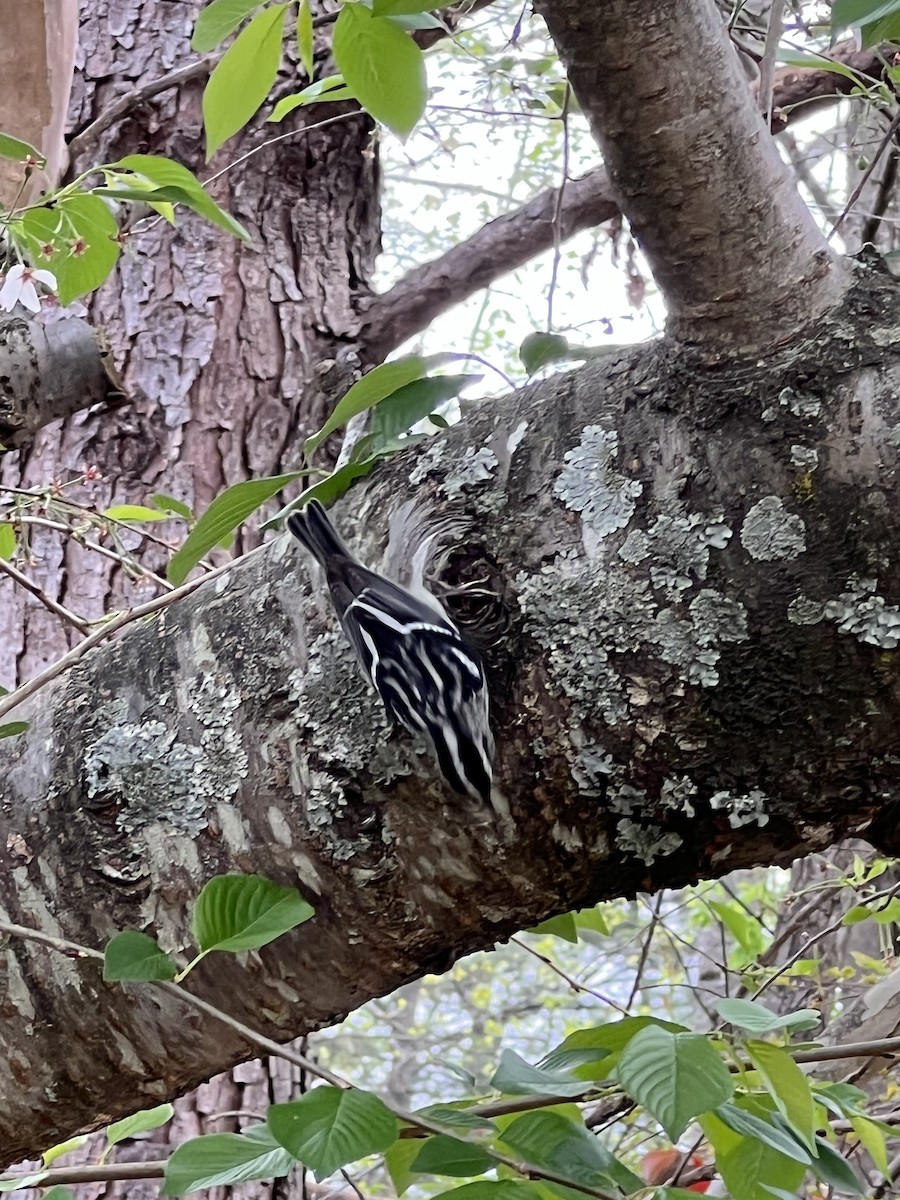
xmin=0 ymin=522 xmax=15 ymax=561
xmin=42 ymin=1189 xmax=75 ymax=1200
xmin=107 ymin=1103 xmax=175 ymax=1146
xmin=540 ymin=1016 xmax=684 ymax=1079
xmin=269 ymin=76 xmax=353 ymax=121
xmin=701 ymin=1112 xmax=806 ymax=1200
xmin=0 ymin=132 xmax=45 ymax=166
xmin=411 ymin=1136 xmax=497 ymax=1178
xmin=113 ymin=154 xmax=250 ymax=240
xmin=103 ymin=930 xmax=177 ymax=982
xmin=151 ymin=493 xmax=194 ymax=522
xmin=385 ymin=1139 xmax=421 ymax=1196
xmin=851 ymin=1114 xmax=889 ymax=1175
xmin=332 ymin=5 xmax=427 ymax=139
xmin=714 ymin=1103 xmax=812 ymax=1164
xmin=372 ymin=0 xmax=441 ymax=11
xmin=574 ymin=906 xmax=609 ymax=937
xmin=192 ymin=874 xmax=314 ymax=954
xmin=746 ymin=1040 xmax=817 ymax=1153
xmin=192 ymin=0 xmax=265 ymax=52
xmin=103 ymin=504 xmax=171 ymax=522
xmin=617 ymin=1026 xmax=734 ymax=1141
xmin=519 ymin=332 xmax=570 ymax=375
xmin=268 ymin=1087 xmax=398 ymax=1178
xmin=0 ymin=1174 xmax=48 ymax=1193
xmin=0 ymin=721 xmax=28 ymax=739
xmin=297 ymin=0 xmax=314 ymax=77
xmin=414 ymin=1106 xmax=497 ymax=1133
xmin=489 ymin=1049 xmax=587 ymax=1098
xmin=167 ymin=470 xmax=303 ymax=585
xmin=708 ymin=900 xmax=768 ymax=962
xmin=305 ymin=354 xmax=436 ymax=456
xmin=808 ymin=1136 xmax=863 ymax=1194
xmin=42 ymin=1137 xmax=88 ymax=1166
xmin=163 ymin=1126 xmax=294 ymax=1195
xmin=203 ymin=4 xmax=288 ymax=157
xmin=367 ymin=374 xmax=481 ymax=446
xmin=527 ymin=912 xmax=578 ymax=943
xmin=716 ymin=998 xmax=821 ymax=1035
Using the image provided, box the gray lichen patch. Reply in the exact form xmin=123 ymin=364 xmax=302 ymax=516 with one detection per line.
xmin=652 ymin=589 xmax=748 ymax=688
xmin=84 ymin=721 xmax=209 ymax=836
xmin=642 ymin=513 xmax=733 ymax=599
xmin=554 ymin=425 xmax=642 ymax=538
xmin=709 ymin=788 xmax=770 ymax=829
xmin=788 ymin=594 xmax=825 ymax=625
xmin=790 ymin=444 xmax=819 ymax=471
xmin=825 ymin=577 xmax=900 ymax=648
xmin=616 ymin=817 xmax=683 ymax=865
xmin=407 ymin=438 xmax=499 ymax=498
xmin=740 ymin=496 xmax=807 ymax=561
xmin=762 ymin=387 xmax=823 ymax=422
xmin=659 ymin=775 xmax=698 ymax=817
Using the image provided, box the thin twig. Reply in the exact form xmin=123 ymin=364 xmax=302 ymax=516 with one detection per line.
xmin=546 ymin=82 xmax=571 ymax=331
xmin=0 ymin=557 xmax=90 ymax=633
xmin=758 ymin=0 xmax=785 ymax=129
xmin=510 ymin=935 xmax=628 ymax=1012
xmin=628 ymin=892 xmax=664 ymax=1009
xmin=829 ymin=106 xmax=900 ymax=241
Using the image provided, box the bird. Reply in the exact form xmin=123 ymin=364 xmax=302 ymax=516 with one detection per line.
xmin=287 ymin=499 xmax=494 ymax=802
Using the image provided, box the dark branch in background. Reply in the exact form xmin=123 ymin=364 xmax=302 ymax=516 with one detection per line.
xmin=0 ymin=316 xmax=124 ymax=449
xmin=534 ymin=0 xmax=847 ymax=348
xmin=361 ymin=169 xmax=618 ymax=360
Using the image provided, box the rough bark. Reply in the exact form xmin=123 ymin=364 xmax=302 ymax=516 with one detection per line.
xmin=534 ymin=0 xmax=847 ymax=347
xmin=3 ymin=270 xmax=900 ymax=1161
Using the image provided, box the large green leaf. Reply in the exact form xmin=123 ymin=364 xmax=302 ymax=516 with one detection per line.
xmin=489 ymin=1050 xmax=587 ymax=1098
xmin=192 ymin=874 xmax=314 ymax=953
xmin=831 ymin=0 xmax=900 ymax=31
xmin=411 ymin=1135 xmax=497 ymax=1177
xmin=103 ymin=930 xmax=177 ymax=982
xmin=192 ymin=0 xmax=265 ymax=51
xmin=701 ymin=1112 xmax=806 ymax=1200
xmin=163 ymin=1126 xmax=294 ymax=1195
xmin=527 ymin=912 xmax=578 ymax=943
xmin=113 ymin=155 xmax=250 ymax=239
xmin=0 ymin=721 xmax=28 ymax=739
xmin=107 ymin=1104 xmax=175 ymax=1146
xmin=167 ymin=470 xmax=303 ymax=584
xmin=368 ymin=374 xmax=480 ymax=446
xmin=332 ymin=4 xmax=427 ymax=139
xmin=617 ymin=1026 xmax=734 ymax=1140
xmin=269 ymin=76 xmax=354 ymax=121
xmin=498 ymin=1110 xmax=641 ymax=1193
xmin=0 ymin=132 xmax=44 ymax=165
xmin=18 ymin=192 xmax=121 ymax=305
xmin=203 ymin=3 xmax=288 ymax=156
xmin=540 ymin=1016 xmax=685 ymax=1078
xmin=746 ymin=1040 xmax=817 ymax=1153
xmin=269 ymin=1087 xmax=398 ymax=1178
xmin=808 ymin=1136 xmax=863 ymax=1194
xmin=103 ymin=504 xmax=171 ymax=523
xmin=714 ymin=1103 xmax=813 ymax=1164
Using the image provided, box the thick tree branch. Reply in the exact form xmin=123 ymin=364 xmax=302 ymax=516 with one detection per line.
xmin=534 ymin=0 xmax=848 ymax=347
xmin=0 ymin=316 xmax=124 ymax=449
xmin=1 ymin=275 xmax=900 ymax=1161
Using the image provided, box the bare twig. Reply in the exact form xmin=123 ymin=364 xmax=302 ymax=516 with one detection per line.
xmin=758 ymin=0 xmax=786 ymax=129
xmin=629 ymin=893 xmax=664 ymax=1009
xmin=0 ymin=557 xmax=90 ymax=633
xmin=829 ymin=106 xmax=900 ymax=241
xmin=510 ymin=934 xmax=628 ymax=1012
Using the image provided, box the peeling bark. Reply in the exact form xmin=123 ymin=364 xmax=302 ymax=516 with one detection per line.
xmin=2 ymin=273 xmax=900 ymax=1160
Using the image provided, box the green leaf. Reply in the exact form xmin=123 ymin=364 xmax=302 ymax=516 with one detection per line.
xmin=107 ymin=1103 xmax=175 ymax=1146
xmin=0 ymin=721 xmax=29 ymax=739
xmin=372 ymin=0 xmax=441 ymax=11
xmin=114 ymin=154 xmax=250 ymax=240
xmin=203 ymin=3 xmax=288 ymax=156
xmin=714 ymin=1103 xmax=813 ymax=1164
xmin=42 ymin=1189 xmax=75 ymax=1200
xmin=297 ymin=0 xmax=314 ymax=76
xmin=103 ymin=930 xmax=178 ymax=982
xmin=808 ymin=1136 xmax=863 ymax=1194
xmin=519 ymin=332 xmax=570 ymax=375
xmin=850 ymin=1114 xmax=889 ymax=1175
xmin=746 ymin=1040 xmax=817 ymax=1153
xmin=489 ymin=1049 xmax=587 ymax=1098
xmin=163 ymin=1125 xmax=294 ymax=1195
xmin=151 ymin=493 xmax=194 ymax=522
xmin=19 ymin=192 xmax=120 ymax=305
xmin=0 ymin=1174 xmax=48 ymax=1193
xmin=499 ymin=1110 xmax=642 ymax=1193
xmin=716 ymin=998 xmax=821 ymax=1035
xmin=305 ymin=354 xmax=436 ymax=456
xmin=193 ymin=874 xmax=313 ymax=953
xmin=777 ymin=48 xmax=871 ymax=84
xmin=700 ymin=1112 xmax=806 ymax=1200
xmin=430 ymin=1184 xmax=540 ymax=1200
xmin=103 ymin=504 xmax=171 ymax=523
xmin=332 ymin=4 xmax=427 ymax=139
xmin=42 ymin=1136 xmax=88 ymax=1166
xmin=831 ymin=0 xmax=900 ymax=32
xmin=0 ymin=522 xmax=15 ymax=561
xmin=268 ymin=1087 xmax=398 ymax=1178
xmin=414 ymin=1106 xmax=497 ymax=1133
xmin=708 ymin=899 xmax=768 ymax=962
xmin=0 ymin=132 xmax=45 ymax=166
xmin=192 ymin=0 xmax=265 ymax=52
xmin=167 ymin=470 xmax=303 ymax=584
xmin=527 ymin=912 xmax=578 ymax=944
xmin=385 ymin=1138 xmax=421 ymax=1196
xmin=617 ymin=1026 xmax=734 ymax=1141
xmin=573 ymin=906 xmax=609 ymax=937
xmin=540 ymin=1016 xmax=684 ymax=1079
xmin=269 ymin=76 xmax=354 ymax=121
xmin=411 ymin=1135 xmax=497 ymax=1177
xmin=367 ymin=374 xmax=480 ymax=446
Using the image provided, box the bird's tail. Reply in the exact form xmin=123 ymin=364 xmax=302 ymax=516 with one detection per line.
xmin=286 ymin=500 xmax=353 ymax=566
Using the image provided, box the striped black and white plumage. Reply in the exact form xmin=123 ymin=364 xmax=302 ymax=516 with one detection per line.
xmin=287 ymin=500 xmax=493 ymax=802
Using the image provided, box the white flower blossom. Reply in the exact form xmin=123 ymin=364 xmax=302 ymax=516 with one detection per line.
xmin=0 ymin=264 xmax=58 ymax=313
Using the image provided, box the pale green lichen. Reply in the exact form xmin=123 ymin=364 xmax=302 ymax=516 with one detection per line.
xmin=442 ymin=446 xmax=499 ymax=497
xmin=616 ymin=818 xmax=683 ymax=865
xmin=652 ymin=589 xmax=748 ymax=687
xmin=709 ymin=788 xmax=770 ymax=828
xmin=824 ymin=577 xmax=900 ymax=648
xmin=643 ymin=513 xmax=734 ymax=598
xmin=554 ymin=425 xmax=642 ymax=537
xmin=788 ymin=594 xmax=825 ymax=625
xmin=740 ymin=496 xmax=806 ymax=561
xmin=659 ymin=775 xmax=697 ymax=817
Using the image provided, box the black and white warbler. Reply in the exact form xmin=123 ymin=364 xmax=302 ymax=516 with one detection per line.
xmin=288 ymin=500 xmax=494 ymax=802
